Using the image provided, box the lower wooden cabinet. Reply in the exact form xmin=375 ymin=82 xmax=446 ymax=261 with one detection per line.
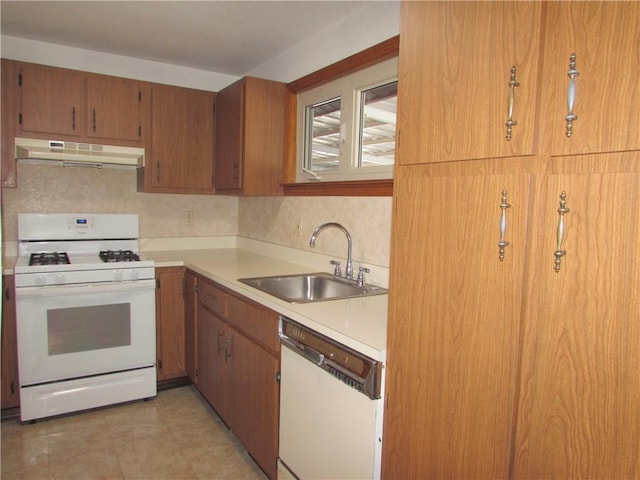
xmin=155 ymin=267 xmax=187 ymax=381
xmin=1 ymin=275 xmax=20 ymax=409
xmin=193 ymin=274 xmax=280 ymax=480
xmin=184 ymin=270 xmax=198 ymax=384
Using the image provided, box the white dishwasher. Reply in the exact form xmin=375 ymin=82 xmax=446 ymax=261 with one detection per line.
xmin=278 ymin=316 xmax=384 ymax=480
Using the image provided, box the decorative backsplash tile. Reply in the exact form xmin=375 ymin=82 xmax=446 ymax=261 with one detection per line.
xmin=2 ymin=164 xmax=392 ymax=267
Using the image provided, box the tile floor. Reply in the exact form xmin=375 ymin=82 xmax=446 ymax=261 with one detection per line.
xmin=0 ymin=385 xmax=268 ymax=479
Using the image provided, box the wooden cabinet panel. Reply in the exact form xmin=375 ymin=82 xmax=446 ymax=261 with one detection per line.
xmin=86 ymin=76 xmax=144 ymax=143
xmin=215 ymin=79 xmax=244 ymax=190
xmin=396 ymin=1 xmax=542 ymax=165
xmin=147 ymin=84 xmax=215 ymax=194
xmin=1 ymin=275 xmax=20 ymax=409
xmin=184 ymin=270 xmax=197 ymax=384
xmin=155 ymin=267 xmax=186 ymax=380
xmin=227 ymin=292 xmax=280 ymax=355
xmin=198 ymin=279 xmax=227 ymax=318
xmin=513 ymin=153 xmax=640 ymax=479
xmin=383 ymin=165 xmax=531 ymax=479
xmin=193 ymin=275 xmax=279 ymax=479
xmin=215 ymin=76 xmax=286 ymax=195
xmin=1 ymin=59 xmax=17 ymax=187
xmin=17 ymin=62 xmax=85 ymax=137
xmin=227 ymin=330 xmax=279 ymax=480
xmin=541 ymin=2 xmax=640 ymax=155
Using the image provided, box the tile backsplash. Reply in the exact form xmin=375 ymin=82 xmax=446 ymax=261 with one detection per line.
xmin=2 ymin=164 xmax=392 ymax=266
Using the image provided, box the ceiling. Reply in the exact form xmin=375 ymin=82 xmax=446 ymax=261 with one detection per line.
xmin=0 ymin=1 xmax=373 ymax=76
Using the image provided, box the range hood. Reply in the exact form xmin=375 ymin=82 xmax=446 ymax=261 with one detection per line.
xmin=15 ymin=137 xmax=145 ymax=168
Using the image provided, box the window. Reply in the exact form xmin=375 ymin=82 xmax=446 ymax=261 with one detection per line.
xmin=296 ymin=57 xmax=397 ymax=183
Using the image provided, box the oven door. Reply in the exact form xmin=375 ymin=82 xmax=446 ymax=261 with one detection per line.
xmin=15 ymin=279 xmax=156 ymax=386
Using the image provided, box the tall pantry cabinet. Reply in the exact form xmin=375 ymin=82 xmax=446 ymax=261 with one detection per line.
xmin=382 ymin=2 xmax=640 ymax=480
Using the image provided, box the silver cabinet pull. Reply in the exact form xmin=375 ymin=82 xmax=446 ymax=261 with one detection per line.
xmin=554 ymin=191 xmax=570 ymax=272
xmin=498 ymin=188 xmax=511 ymax=261
xmin=505 ymin=66 xmax=520 ymax=141
xmin=565 ymin=53 xmax=580 ymax=137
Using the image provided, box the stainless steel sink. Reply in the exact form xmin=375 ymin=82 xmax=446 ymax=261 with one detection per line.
xmin=238 ymin=272 xmax=388 ymax=303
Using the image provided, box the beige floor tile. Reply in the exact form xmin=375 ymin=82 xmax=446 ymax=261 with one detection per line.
xmin=0 ymin=462 xmax=50 ymax=480
xmin=0 ymin=386 xmax=265 ymax=480
xmin=49 ymin=451 xmax=123 ymax=480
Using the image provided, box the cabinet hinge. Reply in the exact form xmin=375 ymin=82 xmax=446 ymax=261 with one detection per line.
xmin=18 ymin=113 xmax=22 ymax=125
xmin=195 ymin=368 xmax=199 ymax=379
xmin=5 ymin=287 xmax=10 ymax=301
xmin=138 ymin=125 xmax=142 ymax=137
xmin=156 ymin=278 xmax=160 ymax=289
xmin=158 ymin=359 xmax=162 ymax=370
xmin=276 ymin=371 xmax=281 ymax=384
xmin=10 ymin=381 xmax=15 ymax=394
xmin=138 ymin=90 xmax=142 ymax=102
xmin=17 ymin=74 xmax=22 ymax=87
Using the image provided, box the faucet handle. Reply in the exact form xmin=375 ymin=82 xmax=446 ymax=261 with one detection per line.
xmin=329 ymin=260 xmax=342 ymax=277
xmin=356 ymin=266 xmax=370 ymax=287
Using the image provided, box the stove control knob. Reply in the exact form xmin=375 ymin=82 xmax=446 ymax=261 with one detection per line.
xmin=113 ymin=270 xmax=123 ymax=282
xmin=130 ymin=270 xmax=139 ymax=281
xmin=36 ymin=275 xmax=46 ymax=286
xmin=54 ymin=274 xmax=65 ymax=285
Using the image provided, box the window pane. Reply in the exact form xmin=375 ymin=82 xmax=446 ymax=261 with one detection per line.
xmin=359 ymin=81 xmax=397 ymax=167
xmin=305 ymin=97 xmax=341 ymax=172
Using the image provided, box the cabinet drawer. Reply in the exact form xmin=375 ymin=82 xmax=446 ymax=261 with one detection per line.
xmin=198 ymin=279 xmax=227 ymax=318
xmin=228 ymin=294 xmax=279 ymax=355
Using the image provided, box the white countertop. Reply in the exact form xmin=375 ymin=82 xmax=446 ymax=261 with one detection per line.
xmin=146 ymin=247 xmax=388 ymax=360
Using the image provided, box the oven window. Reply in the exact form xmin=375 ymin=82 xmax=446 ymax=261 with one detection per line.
xmin=47 ymin=304 xmax=131 ymax=355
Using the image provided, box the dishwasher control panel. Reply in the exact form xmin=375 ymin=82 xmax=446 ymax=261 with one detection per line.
xmin=278 ymin=316 xmax=382 ymax=399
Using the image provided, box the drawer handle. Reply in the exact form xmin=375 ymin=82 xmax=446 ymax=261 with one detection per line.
xmin=565 ymin=53 xmax=580 ymax=137
xmin=554 ymin=191 xmax=570 ymax=272
xmin=498 ymin=188 xmax=511 ymax=261
xmin=217 ymin=332 xmax=225 ymax=355
xmin=204 ymin=293 xmax=216 ymax=302
xmin=505 ymin=66 xmax=519 ymax=141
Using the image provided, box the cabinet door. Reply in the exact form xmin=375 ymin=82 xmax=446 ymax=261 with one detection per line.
xmin=86 ymin=76 xmax=143 ymax=143
xmin=184 ymin=271 xmax=197 ymax=384
xmin=215 ymin=79 xmax=244 ymax=190
xmin=513 ymin=153 xmax=640 ymax=479
xmin=397 ymin=2 xmax=542 ymax=165
xmin=2 ymin=59 xmax=17 ymax=187
xmin=197 ymin=304 xmax=228 ymax=419
xmin=149 ymin=85 xmax=215 ymax=193
xmin=17 ymin=63 xmax=85 ymax=137
xmin=382 ymin=167 xmax=531 ymax=478
xmin=541 ymin=2 xmax=640 ymax=155
xmin=227 ymin=329 xmax=279 ymax=480
xmin=156 ymin=267 xmax=186 ymax=380
xmin=1 ymin=276 xmax=20 ymax=409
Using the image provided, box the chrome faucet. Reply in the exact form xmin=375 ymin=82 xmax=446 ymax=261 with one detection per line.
xmin=309 ymin=222 xmax=353 ymax=280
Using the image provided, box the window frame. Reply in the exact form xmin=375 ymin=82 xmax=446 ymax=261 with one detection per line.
xmin=282 ymin=36 xmax=399 ymax=197
xmin=296 ymin=58 xmax=398 ymax=183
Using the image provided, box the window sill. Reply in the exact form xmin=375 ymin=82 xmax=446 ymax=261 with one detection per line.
xmin=282 ymin=179 xmax=392 ymax=197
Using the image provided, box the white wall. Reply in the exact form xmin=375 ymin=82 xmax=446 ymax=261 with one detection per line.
xmin=0 ymin=2 xmax=400 ymax=89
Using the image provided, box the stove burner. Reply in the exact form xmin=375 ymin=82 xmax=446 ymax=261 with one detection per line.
xmin=99 ymin=250 xmax=140 ymax=263
xmin=29 ymin=252 xmax=71 ymax=266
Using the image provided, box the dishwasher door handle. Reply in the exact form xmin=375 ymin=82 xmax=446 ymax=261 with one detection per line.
xmin=280 ymin=335 xmax=326 ymax=366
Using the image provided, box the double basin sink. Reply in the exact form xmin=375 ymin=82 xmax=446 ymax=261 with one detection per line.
xmin=238 ymin=272 xmax=388 ymax=304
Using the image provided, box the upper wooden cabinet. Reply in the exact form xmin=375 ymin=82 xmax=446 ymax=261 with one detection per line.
xmin=540 ymin=2 xmax=640 ymax=155
xmin=13 ymin=61 xmax=148 ymax=147
xmin=17 ymin=62 xmax=85 ymax=138
xmin=398 ymin=1 xmax=640 ymax=165
xmin=86 ymin=76 xmax=146 ymax=143
xmin=141 ymin=83 xmax=216 ymax=194
xmin=215 ymin=76 xmax=286 ymax=195
xmin=397 ymin=1 xmax=543 ymax=165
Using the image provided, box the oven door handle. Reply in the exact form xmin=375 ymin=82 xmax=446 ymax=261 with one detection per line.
xmin=15 ymin=279 xmax=156 ymax=298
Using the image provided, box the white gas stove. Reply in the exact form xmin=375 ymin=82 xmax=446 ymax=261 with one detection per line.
xmin=14 ymin=213 xmax=157 ymax=422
